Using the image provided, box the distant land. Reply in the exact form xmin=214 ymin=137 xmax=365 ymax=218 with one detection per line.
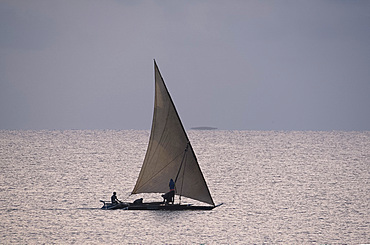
xmin=190 ymin=127 xmax=217 ymax=130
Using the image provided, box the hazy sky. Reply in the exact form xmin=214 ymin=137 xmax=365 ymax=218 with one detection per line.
xmin=1 ymin=0 xmax=369 ymax=130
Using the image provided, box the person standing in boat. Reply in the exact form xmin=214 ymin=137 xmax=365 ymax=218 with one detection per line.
xmin=168 ymin=179 xmax=175 ymax=204
xmin=161 ymin=179 xmax=175 ymax=204
xmin=111 ymin=192 xmax=119 ymax=204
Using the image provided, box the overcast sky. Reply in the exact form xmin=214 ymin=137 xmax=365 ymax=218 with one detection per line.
xmin=1 ymin=0 xmax=369 ymax=130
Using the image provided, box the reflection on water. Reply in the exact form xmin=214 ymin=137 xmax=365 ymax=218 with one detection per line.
xmin=0 ymin=130 xmax=369 ymax=244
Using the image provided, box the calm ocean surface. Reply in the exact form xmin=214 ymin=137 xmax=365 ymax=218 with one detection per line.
xmin=0 ymin=130 xmax=369 ymax=244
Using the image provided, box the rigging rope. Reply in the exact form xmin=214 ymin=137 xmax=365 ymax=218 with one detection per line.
xmin=174 ymin=142 xmax=189 ymax=204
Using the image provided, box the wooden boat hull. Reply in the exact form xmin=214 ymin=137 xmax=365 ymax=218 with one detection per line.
xmin=100 ymin=201 xmax=216 ymax=210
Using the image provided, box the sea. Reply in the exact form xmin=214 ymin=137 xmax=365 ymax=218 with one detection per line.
xmin=0 ymin=130 xmax=369 ymax=244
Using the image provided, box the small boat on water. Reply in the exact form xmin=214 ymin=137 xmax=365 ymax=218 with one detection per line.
xmin=101 ymin=60 xmax=221 ymax=210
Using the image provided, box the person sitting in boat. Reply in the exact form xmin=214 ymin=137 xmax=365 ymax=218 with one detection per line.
xmin=111 ymin=192 xmax=119 ymax=204
xmin=162 ymin=179 xmax=175 ymax=204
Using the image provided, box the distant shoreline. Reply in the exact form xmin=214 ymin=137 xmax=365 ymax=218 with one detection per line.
xmin=190 ymin=127 xmax=217 ymax=130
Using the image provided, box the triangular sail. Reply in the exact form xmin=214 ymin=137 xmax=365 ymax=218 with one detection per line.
xmin=131 ymin=60 xmax=215 ymax=206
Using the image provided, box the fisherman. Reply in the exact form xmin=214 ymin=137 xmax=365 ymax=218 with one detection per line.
xmin=111 ymin=192 xmax=119 ymax=204
xmin=161 ymin=179 xmax=176 ymax=204
xmin=168 ymin=178 xmax=175 ymax=204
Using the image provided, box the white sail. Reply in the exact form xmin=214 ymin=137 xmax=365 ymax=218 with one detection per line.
xmin=131 ymin=61 xmax=215 ymax=206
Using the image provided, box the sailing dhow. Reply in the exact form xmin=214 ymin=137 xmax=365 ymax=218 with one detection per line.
xmin=101 ymin=61 xmax=221 ymax=210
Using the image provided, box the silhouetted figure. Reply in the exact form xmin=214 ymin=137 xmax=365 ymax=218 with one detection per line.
xmin=162 ymin=179 xmax=175 ymax=204
xmin=111 ymin=192 xmax=119 ymax=204
xmin=169 ymin=178 xmax=175 ymax=191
